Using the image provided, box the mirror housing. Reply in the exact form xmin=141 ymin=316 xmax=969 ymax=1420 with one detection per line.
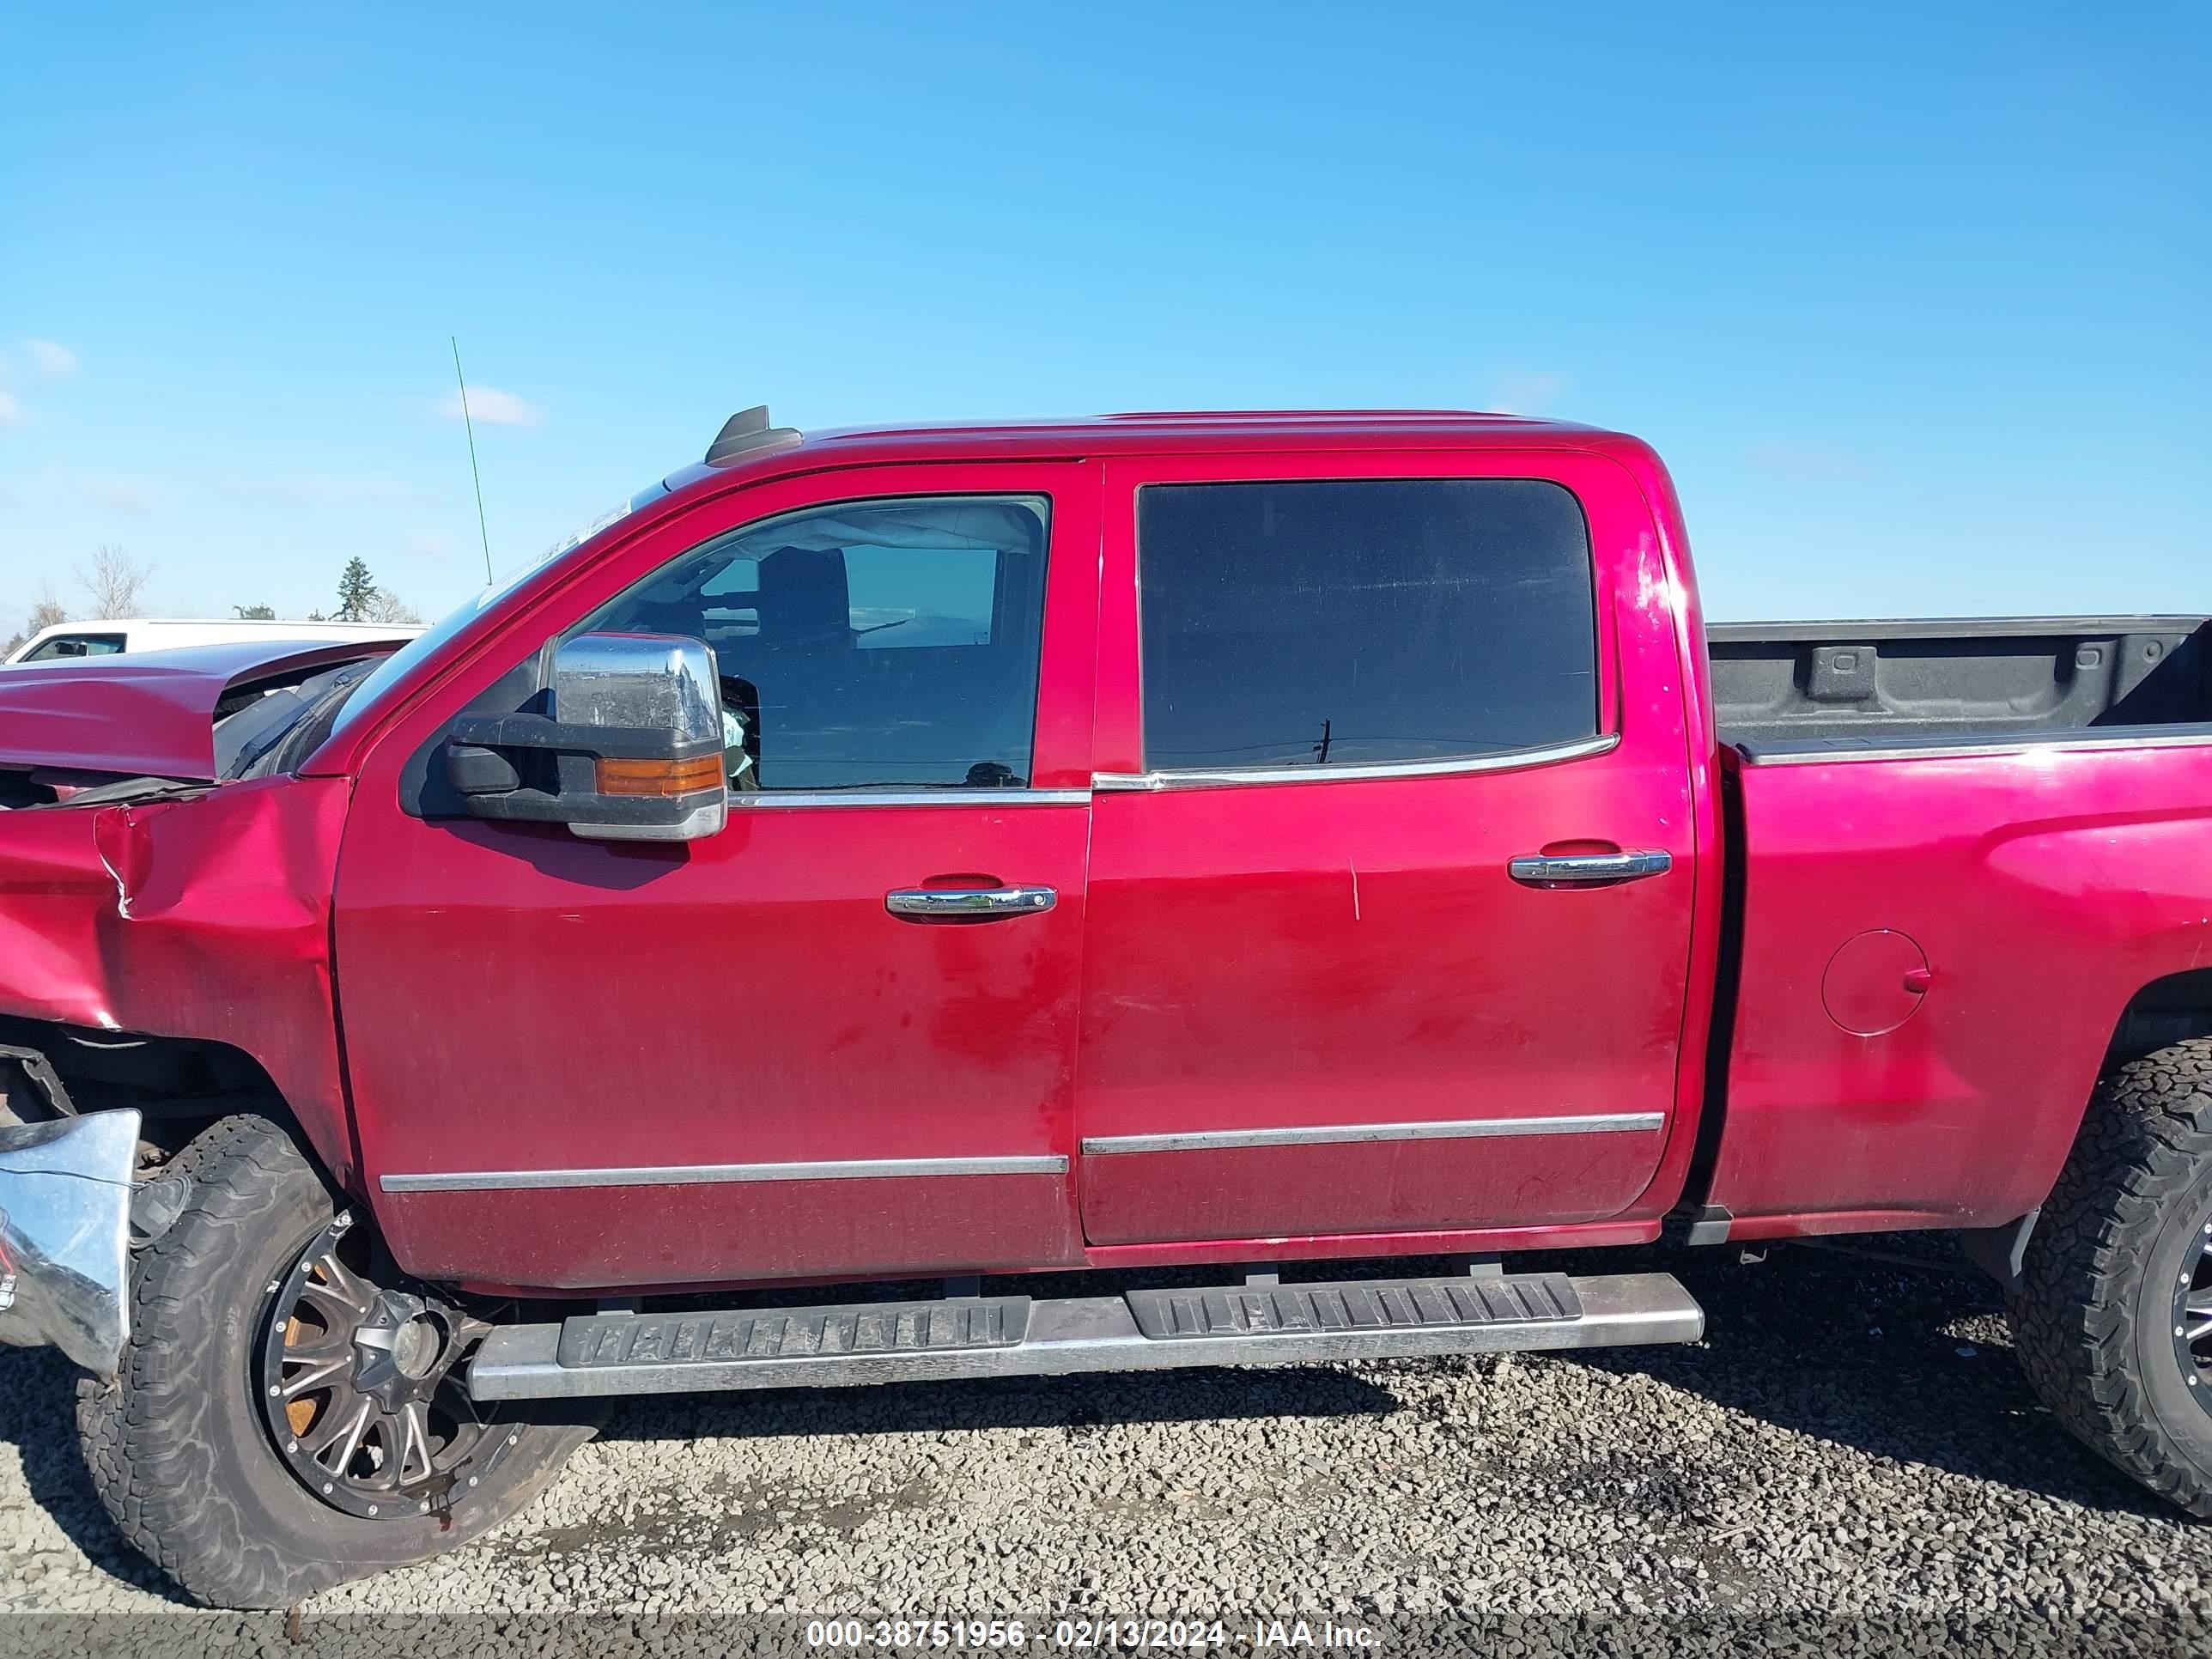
xmin=442 ymin=632 xmax=728 ymax=842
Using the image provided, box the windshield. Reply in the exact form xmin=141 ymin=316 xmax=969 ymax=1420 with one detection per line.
xmin=325 ymin=561 xmax=540 ymax=738
xmin=327 ymin=479 xmax=672 ymax=739
xmin=217 ymin=660 xmax=379 ymax=778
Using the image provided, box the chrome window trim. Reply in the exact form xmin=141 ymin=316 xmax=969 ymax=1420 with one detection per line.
xmin=1092 ymin=732 xmax=1620 ymax=793
xmin=380 ymin=1153 xmax=1068 ymax=1194
xmin=1737 ymin=730 xmax=2212 ymax=767
xmin=729 ymin=789 xmax=1091 ymax=809
xmin=1080 ymin=1111 xmax=1665 ymax=1155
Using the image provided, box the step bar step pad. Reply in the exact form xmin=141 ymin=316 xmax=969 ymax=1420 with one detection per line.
xmin=468 ymin=1271 xmax=1701 ymax=1401
xmin=1125 ymin=1273 xmax=1579 ymax=1340
xmin=557 ymin=1296 xmax=1030 ymax=1370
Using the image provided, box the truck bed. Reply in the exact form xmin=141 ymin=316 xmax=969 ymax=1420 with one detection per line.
xmin=1709 ymin=615 xmax=2212 ymax=757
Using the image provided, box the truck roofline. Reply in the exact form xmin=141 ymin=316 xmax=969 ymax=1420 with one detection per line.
xmin=302 ymin=410 xmax=1676 ymax=782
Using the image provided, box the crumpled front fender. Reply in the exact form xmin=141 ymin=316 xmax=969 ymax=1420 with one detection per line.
xmin=0 ymin=776 xmax=356 ymax=1185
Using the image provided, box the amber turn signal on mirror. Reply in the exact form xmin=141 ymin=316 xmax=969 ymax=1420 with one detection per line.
xmin=593 ymin=754 xmax=725 ymax=797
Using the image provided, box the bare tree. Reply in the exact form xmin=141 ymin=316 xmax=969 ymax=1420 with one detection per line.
xmin=3 ymin=584 xmax=71 ymax=656
xmin=364 ymin=588 xmax=422 ymax=626
xmin=75 ymin=544 xmax=155 ymax=619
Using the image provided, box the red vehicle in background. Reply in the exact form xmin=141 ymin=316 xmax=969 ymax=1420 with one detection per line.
xmin=1 ymin=408 xmax=2209 ymax=1606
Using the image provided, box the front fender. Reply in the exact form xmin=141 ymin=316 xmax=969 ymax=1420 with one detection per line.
xmin=0 ymin=777 xmax=357 ymax=1184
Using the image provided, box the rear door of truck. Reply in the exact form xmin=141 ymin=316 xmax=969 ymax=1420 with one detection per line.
xmin=1073 ymin=447 xmax=1702 ymax=1246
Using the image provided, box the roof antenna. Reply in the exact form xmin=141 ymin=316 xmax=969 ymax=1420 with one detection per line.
xmin=450 ymin=336 xmax=495 ymax=583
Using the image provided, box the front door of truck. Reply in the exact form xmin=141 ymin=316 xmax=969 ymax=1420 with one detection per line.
xmin=332 ymin=462 xmax=1101 ymax=1292
xmin=1075 ymin=451 xmax=1698 ymax=1247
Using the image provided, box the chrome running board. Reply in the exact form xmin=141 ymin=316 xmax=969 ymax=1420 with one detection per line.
xmin=466 ymin=1270 xmax=1703 ymax=1401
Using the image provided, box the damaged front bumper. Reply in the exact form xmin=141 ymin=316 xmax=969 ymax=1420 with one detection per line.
xmin=0 ymin=1109 xmax=139 ymax=1374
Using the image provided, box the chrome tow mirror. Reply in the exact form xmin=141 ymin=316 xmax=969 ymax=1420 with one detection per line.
xmin=442 ymin=632 xmax=729 ymax=842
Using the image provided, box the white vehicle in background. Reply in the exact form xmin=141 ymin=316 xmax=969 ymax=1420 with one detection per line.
xmin=3 ymin=617 xmax=424 ymax=665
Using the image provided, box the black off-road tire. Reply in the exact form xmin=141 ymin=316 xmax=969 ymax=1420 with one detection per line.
xmin=2009 ymin=1036 xmax=2212 ymax=1515
xmin=74 ymin=1115 xmax=594 ymax=1607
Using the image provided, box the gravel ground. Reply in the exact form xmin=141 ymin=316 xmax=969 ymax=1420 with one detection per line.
xmin=3 ymin=1240 xmax=2209 ymax=1654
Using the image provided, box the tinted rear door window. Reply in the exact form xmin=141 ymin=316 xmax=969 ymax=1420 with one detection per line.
xmin=1138 ymin=478 xmax=1596 ymax=771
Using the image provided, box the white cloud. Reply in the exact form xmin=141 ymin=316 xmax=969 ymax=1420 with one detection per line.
xmin=1488 ymin=370 xmax=1570 ymax=416
xmin=80 ymin=477 xmax=156 ymax=515
xmin=406 ymin=531 xmax=453 ymax=562
xmin=1746 ymin=441 xmax=1870 ymax=483
xmin=436 ymin=386 xmax=543 ymax=427
xmin=23 ymin=339 xmax=76 ymax=378
xmin=0 ymin=391 xmax=20 ymax=428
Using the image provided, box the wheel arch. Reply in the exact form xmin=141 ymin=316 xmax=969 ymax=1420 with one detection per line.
xmin=1974 ymin=970 xmax=2212 ymax=1268
xmin=2108 ymin=968 xmax=2212 ymax=1069
xmin=0 ymin=1012 xmax=353 ymax=1188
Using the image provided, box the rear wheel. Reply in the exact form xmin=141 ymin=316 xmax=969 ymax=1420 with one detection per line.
xmin=76 ymin=1115 xmax=593 ymax=1607
xmin=2009 ymin=1036 xmax=2212 ymax=1514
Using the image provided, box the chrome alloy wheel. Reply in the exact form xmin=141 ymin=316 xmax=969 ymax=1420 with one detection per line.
xmin=257 ymin=1214 xmax=520 ymax=1519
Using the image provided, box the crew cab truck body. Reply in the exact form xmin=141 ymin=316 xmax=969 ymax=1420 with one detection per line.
xmin=1 ymin=409 xmax=2209 ymax=1606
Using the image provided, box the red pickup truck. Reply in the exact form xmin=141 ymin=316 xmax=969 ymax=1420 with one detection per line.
xmin=2 ymin=409 xmax=2209 ymax=1607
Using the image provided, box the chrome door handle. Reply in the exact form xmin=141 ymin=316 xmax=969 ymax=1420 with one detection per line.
xmin=1508 ymin=850 xmax=1673 ymax=885
xmin=885 ymin=885 xmax=1057 ymax=921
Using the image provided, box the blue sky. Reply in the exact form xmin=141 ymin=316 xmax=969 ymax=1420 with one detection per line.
xmin=3 ymin=4 xmax=2204 ymax=630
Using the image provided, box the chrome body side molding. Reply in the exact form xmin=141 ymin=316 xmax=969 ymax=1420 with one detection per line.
xmin=380 ymin=1153 xmax=1069 ymax=1194
xmin=1079 ymin=1111 xmax=1665 ymax=1157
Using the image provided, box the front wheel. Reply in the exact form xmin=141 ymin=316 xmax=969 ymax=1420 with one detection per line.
xmin=2009 ymin=1036 xmax=2212 ymax=1514
xmin=76 ymin=1115 xmax=593 ymax=1608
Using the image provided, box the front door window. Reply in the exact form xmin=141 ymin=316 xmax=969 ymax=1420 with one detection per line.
xmin=574 ymin=495 xmax=1050 ymax=793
